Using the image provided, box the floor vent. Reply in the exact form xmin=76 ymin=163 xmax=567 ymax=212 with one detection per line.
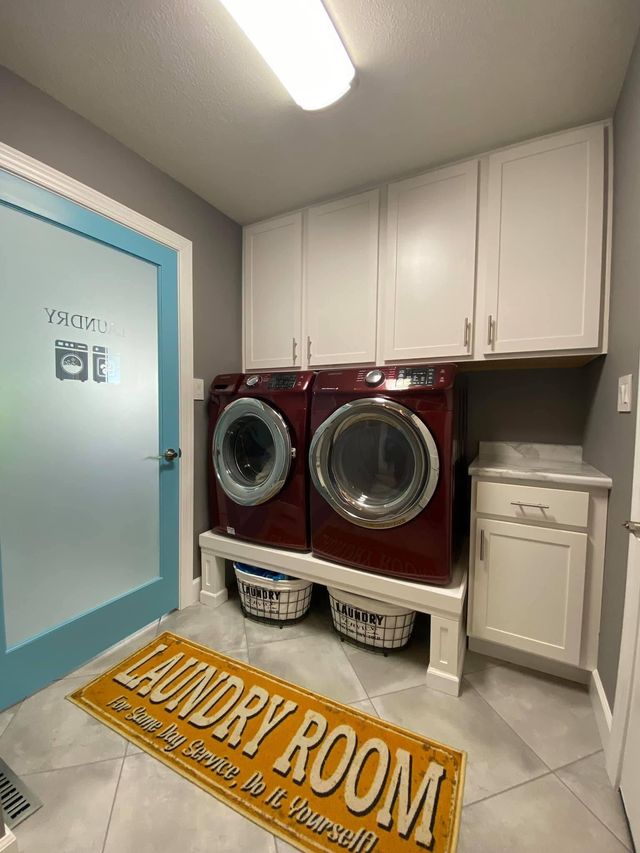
xmin=0 ymin=757 xmax=42 ymax=829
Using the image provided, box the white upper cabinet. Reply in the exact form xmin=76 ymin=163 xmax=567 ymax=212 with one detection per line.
xmin=241 ymin=122 xmax=609 ymax=371
xmin=482 ymin=125 xmax=605 ymax=355
xmin=243 ymin=213 xmax=302 ymax=370
xmin=304 ymin=190 xmax=379 ymax=366
xmin=383 ymin=160 xmax=479 ymax=361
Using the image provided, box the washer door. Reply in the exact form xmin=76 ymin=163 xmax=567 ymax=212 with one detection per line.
xmin=309 ymin=397 xmax=439 ymax=529
xmin=213 ymin=398 xmax=293 ymax=506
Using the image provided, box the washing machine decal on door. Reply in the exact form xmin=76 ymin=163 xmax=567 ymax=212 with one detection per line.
xmin=55 ymin=340 xmax=89 ymax=381
xmin=212 ymin=397 xmax=294 ymax=507
xmin=309 ymin=397 xmax=440 ymax=529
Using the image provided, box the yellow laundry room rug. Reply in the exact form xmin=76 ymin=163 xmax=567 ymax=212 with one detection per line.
xmin=69 ymin=631 xmax=465 ymax=852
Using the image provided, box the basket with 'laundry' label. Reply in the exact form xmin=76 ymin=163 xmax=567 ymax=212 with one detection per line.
xmin=328 ymin=587 xmax=416 ymax=652
xmin=234 ymin=563 xmax=313 ymax=625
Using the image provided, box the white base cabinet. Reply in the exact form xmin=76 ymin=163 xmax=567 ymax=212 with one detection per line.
xmin=472 ymin=518 xmax=587 ymax=664
xmin=468 ymin=473 xmax=610 ymax=675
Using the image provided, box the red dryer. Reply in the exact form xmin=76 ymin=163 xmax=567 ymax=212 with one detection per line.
xmin=309 ymin=365 xmax=465 ymax=584
xmin=209 ymin=371 xmax=315 ymax=550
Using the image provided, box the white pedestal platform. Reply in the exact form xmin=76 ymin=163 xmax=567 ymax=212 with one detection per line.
xmin=199 ymin=531 xmax=468 ymax=696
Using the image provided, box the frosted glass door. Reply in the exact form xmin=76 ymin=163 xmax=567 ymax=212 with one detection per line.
xmin=0 ymin=169 xmax=179 ymax=707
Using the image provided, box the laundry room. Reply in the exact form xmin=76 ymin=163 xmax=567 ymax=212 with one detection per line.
xmin=0 ymin=3 xmax=639 ymax=853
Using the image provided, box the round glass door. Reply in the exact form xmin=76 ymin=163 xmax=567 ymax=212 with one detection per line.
xmin=213 ymin=398 xmax=293 ymax=506
xmin=309 ymin=398 xmax=439 ymax=529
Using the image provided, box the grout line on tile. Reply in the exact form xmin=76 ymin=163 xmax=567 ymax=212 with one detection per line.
xmin=241 ymin=610 xmax=249 ymax=660
xmin=462 ymin=771 xmax=554 ymax=810
xmin=552 ymin=765 xmax=633 ymax=850
xmin=551 ymin=748 xmax=604 ymax=773
xmin=335 ymin=636 xmax=370 ymax=704
xmin=20 ymin=752 xmax=128 ymax=779
xmin=368 ymin=684 xmax=421 ymax=705
xmin=243 ymin=618 xmax=331 ymax=649
xmin=466 ymin=674 xmax=604 ymax=776
xmin=0 ymin=701 xmax=24 ymax=743
xmin=100 ymin=755 xmax=126 ymax=853
xmin=244 ymin=630 xmax=319 ymax=650
xmin=463 ymin=675 xmax=555 ymax=772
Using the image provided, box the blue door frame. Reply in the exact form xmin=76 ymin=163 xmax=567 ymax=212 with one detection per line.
xmin=0 ymin=169 xmax=180 ymax=709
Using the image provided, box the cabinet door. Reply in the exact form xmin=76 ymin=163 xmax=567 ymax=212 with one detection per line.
xmin=243 ymin=213 xmax=302 ymax=369
xmin=471 ymin=519 xmax=587 ymax=664
xmin=384 ymin=161 xmax=478 ymax=361
xmin=304 ymin=190 xmax=379 ymax=366
xmin=483 ymin=125 xmax=605 ymax=354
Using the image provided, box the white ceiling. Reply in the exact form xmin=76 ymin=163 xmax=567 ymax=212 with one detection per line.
xmin=0 ymin=0 xmax=638 ymax=224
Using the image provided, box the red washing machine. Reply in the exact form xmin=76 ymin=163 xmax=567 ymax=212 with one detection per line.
xmin=309 ymin=365 xmax=465 ymax=584
xmin=209 ymin=371 xmax=315 ymax=550
xmin=207 ymin=373 xmax=243 ymax=533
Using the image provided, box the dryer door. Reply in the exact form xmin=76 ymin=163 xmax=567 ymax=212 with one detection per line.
xmin=213 ymin=398 xmax=293 ymax=506
xmin=310 ymin=397 xmax=439 ymax=529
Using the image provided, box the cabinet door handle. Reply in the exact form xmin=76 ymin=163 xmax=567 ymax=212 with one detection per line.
xmin=307 ymin=336 xmax=312 ymax=364
xmin=479 ymin=527 xmax=485 ymax=560
xmin=464 ymin=317 xmax=471 ymax=349
xmin=510 ymin=501 xmax=550 ymax=510
xmin=292 ymin=337 xmax=298 ymax=364
xmin=487 ymin=314 xmax=495 ymax=346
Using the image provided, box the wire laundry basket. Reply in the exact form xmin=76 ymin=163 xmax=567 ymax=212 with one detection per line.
xmin=234 ymin=563 xmax=313 ymax=625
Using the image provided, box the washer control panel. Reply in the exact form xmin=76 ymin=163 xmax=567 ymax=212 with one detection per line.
xmin=241 ymin=371 xmax=314 ymax=392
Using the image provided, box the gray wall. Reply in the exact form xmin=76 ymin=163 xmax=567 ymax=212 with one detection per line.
xmin=0 ymin=65 xmax=242 ymax=576
xmin=582 ymin=34 xmax=640 ymax=707
xmin=465 ymin=366 xmax=591 ymax=462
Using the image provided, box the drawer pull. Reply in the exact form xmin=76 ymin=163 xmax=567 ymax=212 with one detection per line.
xmin=510 ymin=501 xmax=550 ymax=510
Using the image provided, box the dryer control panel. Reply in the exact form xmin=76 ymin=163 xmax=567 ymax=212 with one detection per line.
xmin=314 ymin=364 xmax=456 ymax=393
xmin=395 ymin=366 xmax=438 ymax=387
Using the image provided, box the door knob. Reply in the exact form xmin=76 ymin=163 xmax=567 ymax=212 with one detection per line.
xmin=149 ymin=448 xmax=181 ymax=461
xmin=623 ymin=520 xmax=640 ymax=533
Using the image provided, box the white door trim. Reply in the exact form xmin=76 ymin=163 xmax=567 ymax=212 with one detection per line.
xmin=606 ymin=531 xmax=640 ymax=784
xmin=0 ymin=141 xmax=197 ymax=610
xmin=606 ymin=344 xmax=640 ymax=784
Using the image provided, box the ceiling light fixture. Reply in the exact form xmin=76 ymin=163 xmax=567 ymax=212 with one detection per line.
xmin=219 ymin=0 xmax=356 ymax=111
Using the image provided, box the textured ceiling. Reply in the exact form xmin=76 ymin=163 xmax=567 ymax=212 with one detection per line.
xmin=0 ymin=0 xmax=638 ymax=224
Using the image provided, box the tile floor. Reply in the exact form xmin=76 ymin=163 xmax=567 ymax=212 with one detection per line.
xmin=1 ymin=589 xmax=632 ymax=853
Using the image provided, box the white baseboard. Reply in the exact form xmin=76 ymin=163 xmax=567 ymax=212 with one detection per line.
xmin=178 ymin=576 xmax=201 ymax=610
xmin=0 ymin=827 xmax=19 ymax=852
xmin=590 ymin=669 xmax=613 ymax=751
xmin=426 ymin=666 xmax=461 ymax=696
xmin=468 ymin=638 xmax=590 ymax=684
xmin=200 ymin=587 xmax=229 ymax=609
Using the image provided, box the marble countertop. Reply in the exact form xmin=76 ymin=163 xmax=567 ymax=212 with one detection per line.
xmin=469 ymin=442 xmax=612 ymax=488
